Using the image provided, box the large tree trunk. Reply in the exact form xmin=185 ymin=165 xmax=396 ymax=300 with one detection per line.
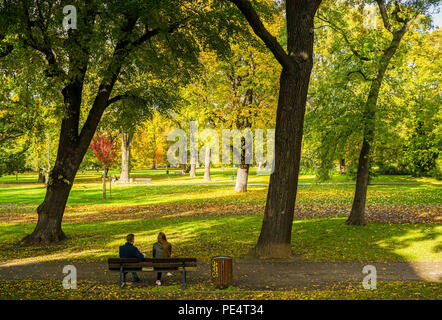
xmin=23 ymin=52 xmax=121 ymax=245
xmin=241 ymin=0 xmax=322 ymax=258
xmin=22 ymin=144 xmax=80 ymax=244
xmin=119 ymin=132 xmax=133 ymax=183
xmin=253 ymin=69 xmax=309 ymax=258
xmin=347 ymin=26 xmax=407 ymax=225
xmin=203 ymin=147 xmax=211 ymax=182
xmin=21 ymin=10 xmax=160 ymax=245
xmin=22 ymin=78 xmax=87 ymax=244
xmin=22 ymin=177 xmax=72 ymax=244
xmin=190 ymin=163 xmax=197 ymax=177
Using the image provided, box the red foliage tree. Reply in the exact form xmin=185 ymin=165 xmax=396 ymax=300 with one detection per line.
xmin=90 ymin=130 xmax=119 ymax=199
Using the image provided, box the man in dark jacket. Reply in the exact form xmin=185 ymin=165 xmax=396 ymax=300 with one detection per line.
xmin=119 ymin=234 xmax=145 ymax=282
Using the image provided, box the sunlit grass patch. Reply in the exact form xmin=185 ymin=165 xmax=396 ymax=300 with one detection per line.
xmin=0 ymin=216 xmax=440 ymax=263
xmin=0 ymin=180 xmax=440 ymax=207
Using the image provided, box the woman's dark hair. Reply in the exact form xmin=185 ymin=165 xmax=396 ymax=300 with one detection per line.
xmin=158 ymin=232 xmax=167 ymax=243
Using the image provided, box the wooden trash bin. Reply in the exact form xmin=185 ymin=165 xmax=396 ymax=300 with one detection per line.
xmin=211 ymin=256 xmax=232 ymax=289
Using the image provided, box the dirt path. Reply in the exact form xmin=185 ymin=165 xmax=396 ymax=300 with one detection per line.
xmin=0 ymin=259 xmax=440 ymax=291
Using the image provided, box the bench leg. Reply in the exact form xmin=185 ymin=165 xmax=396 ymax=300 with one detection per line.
xmin=119 ymin=266 xmax=125 ymax=289
xmin=181 ymin=267 xmax=187 ymax=290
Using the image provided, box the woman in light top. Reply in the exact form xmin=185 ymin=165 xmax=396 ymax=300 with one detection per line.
xmin=153 ymin=232 xmax=172 ymax=285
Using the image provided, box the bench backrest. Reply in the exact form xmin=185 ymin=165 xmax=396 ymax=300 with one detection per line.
xmin=108 ymin=258 xmax=197 ymax=270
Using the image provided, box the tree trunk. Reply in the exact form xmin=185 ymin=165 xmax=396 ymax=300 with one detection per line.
xmin=203 ymin=147 xmax=211 ymax=182
xmin=234 ymin=135 xmax=251 ymax=192
xmin=119 ymin=132 xmax=133 ymax=183
xmin=347 ymin=137 xmax=371 ymax=225
xmin=38 ymin=167 xmax=46 ymax=183
xmin=339 ymin=158 xmax=345 ymax=174
xmin=248 ymin=0 xmax=321 ymax=258
xmin=181 ymin=163 xmax=188 ymax=175
xmin=21 ymin=13 xmax=156 ymax=245
xmin=190 ymin=163 xmax=197 ymax=177
xmin=22 ymin=145 xmax=80 ymax=244
xmin=102 ymin=167 xmax=108 ymax=200
xmin=45 ymin=132 xmax=51 ymax=186
xmin=347 ymin=26 xmax=407 ymax=225
xmin=23 ymin=70 xmax=117 ymax=244
xmin=234 ymin=164 xmax=249 ymax=192
xmin=22 ymin=177 xmax=72 ymax=244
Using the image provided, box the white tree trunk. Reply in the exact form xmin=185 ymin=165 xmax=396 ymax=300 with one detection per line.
xmin=190 ymin=163 xmax=197 ymax=177
xmin=203 ymin=147 xmax=211 ymax=182
xmin=119 ymin=132 xmax=133 ymax=183
xmin=234 ymin=164 xmax=249 ymax=192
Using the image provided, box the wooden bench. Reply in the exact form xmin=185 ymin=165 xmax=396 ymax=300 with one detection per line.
xmin=134 ymin=178 xmax=152 ymax=183
xmin=108 ymin=258 xmax=197 ymax=289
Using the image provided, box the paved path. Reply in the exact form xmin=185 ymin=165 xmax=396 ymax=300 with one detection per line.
xmin=0 ymin=260 xmax=440 ymax=290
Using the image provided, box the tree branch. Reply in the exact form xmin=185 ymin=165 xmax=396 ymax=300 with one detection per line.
xmin=317 ymin=15 xmax=371 ymax=62
xmin=132 ymin=20 xmax=184 ymax=48
xmin=347 ymin=70 xmax=374 ymax=81
xmin=376 ymin=0 xmax=393 ymax=32
xmin=78 ymin=16 xmax=181 ymax=150
xmin=22 ymin=5 xmax=67 ymax=80
xmin=107 ymin=93 xmax=150 ymax=107
xmin=229 ymin=0 xmax=295 ymax=72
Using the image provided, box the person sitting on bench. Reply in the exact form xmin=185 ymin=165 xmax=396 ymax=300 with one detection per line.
xmin=119 ymin=233 xmax=146 ymax=283
xmin=153 ymin=232 xmax=172 ymax=286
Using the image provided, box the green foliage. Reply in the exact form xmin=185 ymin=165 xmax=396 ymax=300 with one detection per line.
xmin=402 ymin=122 xmax=440 ymax=176
xmin=305 ymin=1 xmax=441 ymax=181
xmin=0 ymin=144 xmax=27 ymax=177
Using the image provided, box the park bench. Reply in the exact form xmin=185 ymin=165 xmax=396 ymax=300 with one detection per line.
xmin=108 ymin=257 xmax=197 ymax=289
xmin=134 ymin=178 xmax=152 ymax=183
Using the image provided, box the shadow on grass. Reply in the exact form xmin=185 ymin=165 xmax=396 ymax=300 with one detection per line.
xmin=0 ymin=216 xmax=440 ymax=289
xmin=0 ymin=216 xmax=440 ymax=263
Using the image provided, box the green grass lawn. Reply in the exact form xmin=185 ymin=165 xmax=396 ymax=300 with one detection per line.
xmin=0 ymin=170 xmax=440 ymax=300
xmin=0 ymin=216 xmax=440 ymax=263
xmin=0 ymin=174 xmax=440 ymax=206
xmin=1 ymin=168 xmax=440 ymax=185
xmin=0 ymin=171 xmax=440 ymax=263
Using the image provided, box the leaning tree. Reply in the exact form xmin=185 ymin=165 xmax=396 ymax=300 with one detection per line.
xmin=345 ymin=0 xmax=438 ymax=225
xmin=316 ymin=0 xmax=438 ymax=225
xmin=0 ymin=0 xmax=245 ymax=244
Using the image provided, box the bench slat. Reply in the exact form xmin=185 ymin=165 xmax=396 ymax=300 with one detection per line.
xmin=108 ymin=258 xmax=196 ymax=264
xmin=108 ymin=258 xmax=197 ymax=270
xmin=142 ymin=262 xmax=196 ymax=268
xmin=142 ymin=258 xmax=197 ymax=263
